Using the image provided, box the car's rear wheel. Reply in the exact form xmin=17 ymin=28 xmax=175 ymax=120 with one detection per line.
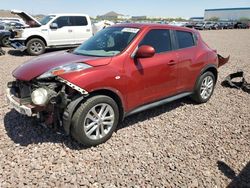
xmin=191 ymin=71 xmax=215 ymax=104
xmin=71 ymin=95 xmax=119 ymax=146
xmin=26 ymin=38 xmax=45 ymax=56
xmin=1 ymin=36 xmax=10 ymax=47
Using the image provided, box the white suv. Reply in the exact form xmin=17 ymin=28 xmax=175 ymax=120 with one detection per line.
xmin=10 ymin=10 xmax=93 ymax=55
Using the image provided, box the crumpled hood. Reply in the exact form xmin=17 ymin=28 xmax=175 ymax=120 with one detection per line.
xmin=13 ymin=51 xmax=112 ymax=81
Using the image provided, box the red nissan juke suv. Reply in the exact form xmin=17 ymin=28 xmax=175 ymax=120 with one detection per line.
xmin=7 ymin=24 xmax=229 ymax=146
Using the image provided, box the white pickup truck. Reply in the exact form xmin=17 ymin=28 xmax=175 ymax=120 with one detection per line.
xmin=10 ymin=10 xmax=93 ymax=55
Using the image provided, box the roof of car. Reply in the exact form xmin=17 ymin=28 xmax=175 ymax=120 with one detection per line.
xmin=111 ymin=23 xmax=197 ymax=32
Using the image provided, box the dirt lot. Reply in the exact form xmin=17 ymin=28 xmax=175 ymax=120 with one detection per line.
xmin=0 ymin=30 xmax=249 ymax=187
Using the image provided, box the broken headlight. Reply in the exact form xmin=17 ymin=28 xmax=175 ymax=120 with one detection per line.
xmin=31 ymin=88 xmax=48 ymax=106
xmin=37 ymin=63 xmax=92 ymax=79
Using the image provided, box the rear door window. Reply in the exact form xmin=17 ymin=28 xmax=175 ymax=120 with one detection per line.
xmin=176 ymin=31 xmax=195 ymax=49
xmin=139 ymin=29 xmax=172 ymax=53
xmin=70 ymin=16 xmax=88 ymax=26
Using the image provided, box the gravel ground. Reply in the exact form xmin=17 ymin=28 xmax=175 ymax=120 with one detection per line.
xmin=0 ymin=30 xmax=249 ymax=187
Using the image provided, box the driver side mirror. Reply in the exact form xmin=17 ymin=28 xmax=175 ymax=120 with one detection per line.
xmin=50 ymin=23 xmax=58 ymax=29
xmin=135 ymin=45 xmax=155 ymax=58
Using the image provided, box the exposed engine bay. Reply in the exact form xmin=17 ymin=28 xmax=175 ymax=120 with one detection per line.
xmin=7 ymin=77 xmax=88 ymax=133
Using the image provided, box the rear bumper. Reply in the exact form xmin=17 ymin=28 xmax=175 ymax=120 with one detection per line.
xmin=6 ymin=88 xmax=35 ymax=117
xmin=218 ymin=54 xmax=230 ymax=67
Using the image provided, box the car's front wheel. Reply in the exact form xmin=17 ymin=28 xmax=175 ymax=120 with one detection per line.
xmin=26 ymin=38 xmax=45 ymax=56
xmin=191 ymin=71 xmax=216 ymax=104
xmin=71 ymin=95 xmax=119 ymax=146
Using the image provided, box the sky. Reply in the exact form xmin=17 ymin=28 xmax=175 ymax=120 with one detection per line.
xmin=1 ymin=0 xmax=250 ymax=18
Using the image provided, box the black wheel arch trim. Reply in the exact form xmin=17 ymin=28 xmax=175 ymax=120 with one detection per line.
xmin=63 ymin=96 xmax=85 ymax=135
xmin=62 ymin=88 xmax=125 ymax=135
xmin=25 ymin=35 xmax=47 ymax=46
xmin=89 ymin=89 xmax=125 ymax=122
xmin=200 ymin=64 xmax=218 ymax=75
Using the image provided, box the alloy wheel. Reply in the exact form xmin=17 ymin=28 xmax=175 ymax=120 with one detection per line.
xmin=83 ymin=103 xmax=115 ymax=140
xmin=30 ymin=42 xmax=43 ymax=54
xmin=200 ymin=75 xmax=214 ymax=100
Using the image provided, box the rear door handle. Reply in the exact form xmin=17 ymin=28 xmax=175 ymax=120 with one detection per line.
xmin=68 ymin=29 xmax=73 ymax=32
xmin=168 ymin=60 xmax=176 ymax=66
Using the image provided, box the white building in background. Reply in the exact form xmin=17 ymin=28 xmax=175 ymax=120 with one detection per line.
xmin=204 ymin=7 xmax=250 ymax=21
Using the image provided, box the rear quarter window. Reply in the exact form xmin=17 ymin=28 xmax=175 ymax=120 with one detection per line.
xmin=176 ymin=31 xmax=195 ymax=49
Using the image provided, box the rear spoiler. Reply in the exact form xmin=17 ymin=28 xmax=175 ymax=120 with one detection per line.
xmin=218 ymin=54 xmax=230 ymax=68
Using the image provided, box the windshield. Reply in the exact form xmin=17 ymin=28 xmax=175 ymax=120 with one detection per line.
xmin=73 ymin=27 xmax=140 ymax=57
xmin=40 ymin=15 xmax=55 ymax=25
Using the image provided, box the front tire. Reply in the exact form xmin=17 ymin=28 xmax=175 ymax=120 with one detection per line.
xmin=71 ymin=95 xmax=119 ymax=146
xmin=191 ymin=71 xmax=216 ymax=104
xmin=26 ymin=38 xmax=45 ymax=56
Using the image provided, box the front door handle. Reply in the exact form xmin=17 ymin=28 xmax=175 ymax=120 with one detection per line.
xmin=68 ymin=29 xmax=73 ymax=32
xmin=168 ymin=60 xmax=176 ymax=66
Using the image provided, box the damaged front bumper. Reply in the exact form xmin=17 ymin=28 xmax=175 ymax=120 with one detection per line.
xmin=6 ymin=88 xmax=35 ymax=116
xmin=6 ymin=78 xmax=89 ymax=132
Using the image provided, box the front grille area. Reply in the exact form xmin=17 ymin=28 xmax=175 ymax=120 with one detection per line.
xmin=8 ymin=80 xmax=32 ymax=104
xmin=9 ymin=30 xmax=16 ymax=39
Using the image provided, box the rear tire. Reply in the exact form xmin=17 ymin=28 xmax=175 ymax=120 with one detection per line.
xmin=26 ymin=38 xmax=45 ymax=56
xmin=71 ymin=95 xmax=119 ymax=147
xmin=191 ymin=71 xmax=216 ymax=104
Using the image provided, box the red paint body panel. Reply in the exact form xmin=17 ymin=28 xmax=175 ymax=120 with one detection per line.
xmin=12 ymin=51 xmax=112 ymax=81
xmin=125 ymin=51 xmax=178 ymax=110
xmin=12 ymin=23 xmax=223 ymax=113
